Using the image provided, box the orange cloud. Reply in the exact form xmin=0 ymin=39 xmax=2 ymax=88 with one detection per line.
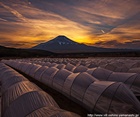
xmin=0 ymin=0 xmax=140 ymax=49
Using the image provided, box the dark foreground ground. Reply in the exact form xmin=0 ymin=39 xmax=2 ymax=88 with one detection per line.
xmin=1 ymin=45 xmax=140 ymax=58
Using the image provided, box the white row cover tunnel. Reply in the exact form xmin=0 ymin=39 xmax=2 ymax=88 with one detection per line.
xmin=86 ymin=67 xmax=140 ymax=96
xmin=33 ymin=62 xmax=140 ymax=96
xmin=4 ymin=59 xmax=140 ymax=96
xmin=0 ymin=63 xmax=80 ymax=117
xmin=2 ymin=60 xmax=140 ymax=114
xmin=15 ymin=58 xmax=140 ymax=73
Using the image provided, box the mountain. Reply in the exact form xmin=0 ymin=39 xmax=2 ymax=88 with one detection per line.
xmin=0 ymin=45 xmax=7 ymax=49
xmin=0 ymin=45 xmax=53 ymax=58
xmin=32 ymin=35 xmax=110 ymax=53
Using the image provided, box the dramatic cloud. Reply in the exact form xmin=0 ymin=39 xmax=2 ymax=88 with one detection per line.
xmin=0 ymin=0 xmax=140 ymax=48
xmin=94 ymin=40 xmax=140 ymax=49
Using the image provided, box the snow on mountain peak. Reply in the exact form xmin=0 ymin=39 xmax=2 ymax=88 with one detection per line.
xmin=48 ymin=35 xmax=78 ymax=45
xmin=32 ymin=35 xmax=107 ymax=53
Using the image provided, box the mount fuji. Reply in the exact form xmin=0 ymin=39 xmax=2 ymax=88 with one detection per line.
xmin=31 ymin=35 xmax=113 ymax=53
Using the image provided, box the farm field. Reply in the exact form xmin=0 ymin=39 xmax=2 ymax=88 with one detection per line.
xmin=1 ymin=57 xmax=140 ymax=117
xmin=0 ymin=0 xmax=140 ymax=116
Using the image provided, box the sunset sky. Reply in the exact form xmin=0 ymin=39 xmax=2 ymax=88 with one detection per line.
xmin=0 ymin=0 xmax=140 ymax=49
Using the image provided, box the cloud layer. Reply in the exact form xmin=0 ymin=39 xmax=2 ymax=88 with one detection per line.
xmin=0 ymin=0 xmax=140 ymax=48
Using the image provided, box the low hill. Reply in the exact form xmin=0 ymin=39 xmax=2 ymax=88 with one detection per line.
xmin=0 ymin=45 xmax=53 ymax=58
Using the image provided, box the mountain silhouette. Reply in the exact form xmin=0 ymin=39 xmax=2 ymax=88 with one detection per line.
xmin=0 ymin=45 xmax=53 ymax=57
xmin=32 ymin=35 xmax=108 ymax=53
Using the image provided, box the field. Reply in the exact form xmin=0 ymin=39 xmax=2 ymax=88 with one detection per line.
xmin=0 ymin=57 xmax=140 ymax=117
